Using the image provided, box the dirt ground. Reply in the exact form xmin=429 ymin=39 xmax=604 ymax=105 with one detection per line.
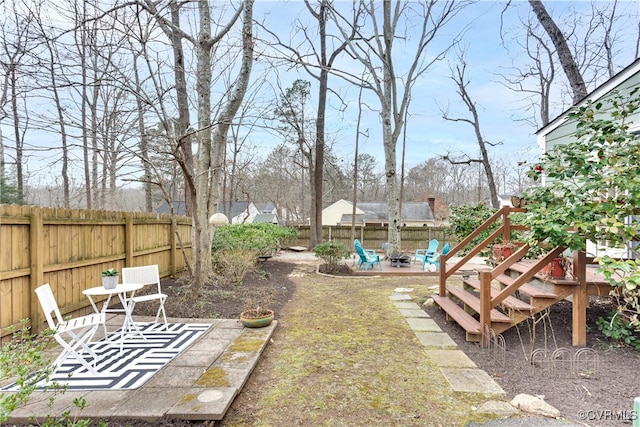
xmin=119 ymin=259 xmax=639 ymax=426
xmin=424 ymin=298 xmax=640 ymax=427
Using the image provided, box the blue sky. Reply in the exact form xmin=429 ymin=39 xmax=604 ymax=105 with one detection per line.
xmin=3 ymin=0 xmax=639 ymax=188
xmin=248 ymin=0 xmax=640 ymax=172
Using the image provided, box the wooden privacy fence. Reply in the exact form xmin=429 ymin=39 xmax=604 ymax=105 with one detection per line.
xmin=0 ymin=204 xmax=193 ymax=338
xmin=291 ymin=225 xmax=455 ymax=252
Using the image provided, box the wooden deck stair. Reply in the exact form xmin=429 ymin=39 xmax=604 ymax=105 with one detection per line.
xmin=436 ymin=259 xmax=581 ymax=342
xmin=432 ymin=206 xmax=604 ymax=346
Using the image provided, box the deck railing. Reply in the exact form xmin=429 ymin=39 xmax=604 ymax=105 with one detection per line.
xmin=438 ymin=206 xmax=588 ymax=345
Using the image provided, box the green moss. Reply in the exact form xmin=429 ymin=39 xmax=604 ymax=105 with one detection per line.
xmin=195 ymin=367 xmax=231 ymax=387
xmin=228 ymin=338 xmax=263 ymax=353
xmin=178 ymin=393 xmax=197 ymax=404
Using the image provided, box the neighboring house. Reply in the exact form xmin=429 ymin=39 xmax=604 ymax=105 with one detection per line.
xmin=322 ymin=199 xmax=363 ymax=226
xmin=218 ymin=201 xmax=261 ymax=224
xmin=156 ymin=201 xmax=262 ymax=224
xmin=322 ymin=199 xmax=435 ymax=227
xmin=255 ymin=202 xmax=277 ymax=215
xmin=536 ymin=58 xmax=640 ymax=259
xmin=253 ymin=213 xmax=279 ymax=224
xmin=155 ymin=201 xmax=187 ymax=216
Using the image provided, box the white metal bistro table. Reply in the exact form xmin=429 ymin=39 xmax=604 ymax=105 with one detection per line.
xmin=82 ymin=282 xmax=147 ymax=352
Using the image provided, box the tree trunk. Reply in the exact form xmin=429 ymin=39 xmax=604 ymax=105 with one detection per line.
xmin=528 ymin=0 xmax=587 ymax=103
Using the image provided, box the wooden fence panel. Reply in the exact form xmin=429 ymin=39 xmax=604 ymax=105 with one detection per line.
xmin=0 ymin=205 xmax=193 ymax=338
xmin=291 ymin=225 xmax=455 ymax=252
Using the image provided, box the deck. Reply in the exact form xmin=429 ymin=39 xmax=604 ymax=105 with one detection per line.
xmin=346 ymin=255 xmax=488 ymax=277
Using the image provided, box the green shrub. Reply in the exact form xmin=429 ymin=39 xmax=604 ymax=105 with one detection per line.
xmin=211 ymin=223 xmax=298 ymax=258
xmin=1 ymin=320 xmax=53 ymax=422
xmin=211 ymin=223 xmax=298 ymax=284
xmin=213 ymin=248 xmax=259 ymax=285
xmin=314 ymin=241 xmax=350 ymax=274
xmin=448 ymin=203 xmax=498 ymax=256
xmin=596 ymin=311 xmax=640 ymax=350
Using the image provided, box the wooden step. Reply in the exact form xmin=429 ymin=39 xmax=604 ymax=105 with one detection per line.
xmin=431 ymin=294 xmax=480 ymax=334
xmin=446 ymin=286 xmax=512 ymax=323
xmin=463 ymin=278 xmax=534 ymax=312
xmin=509 ymin=261 xmax=580 ymax=286
xmin=495 ymin=274 xmax=559 ymax=299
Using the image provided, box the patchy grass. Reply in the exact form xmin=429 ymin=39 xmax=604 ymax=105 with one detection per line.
xmin=224 ymin=274 xmax=505 ymax=426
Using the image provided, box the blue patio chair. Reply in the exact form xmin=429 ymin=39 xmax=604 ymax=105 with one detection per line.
xmin=354 ymin=239 xmax=377 ymax=256
xmin=414 ymin=239 xmax=439 ymax=264
xmin=354 ymin=240 xmax=382 ymax=271
xmin=424 ymin=243 xmax=451 ymax=271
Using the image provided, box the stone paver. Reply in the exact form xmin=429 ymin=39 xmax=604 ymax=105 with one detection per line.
xmin=393 ymin=292 xmax=507 ymax=399
xmin=389 ymin=293 xmax=412 ymax=301
xmin=440 ymin=367 xmax=505 ymax=395
xmin=399 ymin=308 xmax=430 ymax=318
xmin=393 ymin=301 xmax=422 ymax=310
xmin=4 ymin=318 xmax=277 ymax=424
xmin=414 ymin=331 xmax=458 ymax=349
xmin=405 ymin=317 xmax=441 ymax=331
xmin=426 ymin=349 xmax=477 ymax=368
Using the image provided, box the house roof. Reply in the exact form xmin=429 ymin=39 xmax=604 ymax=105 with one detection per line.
xmin=218 ymin=201 xmax=252 ymax=217
xmin=255 ymin=202 xmax=276 ymax=213
xmin=536 ymin=57 xmax=640 ymax=139
xmin=155 ymin=201 xmax=187 ymax=216
xmin=253 ymin=213 xmax=278 ymax=224
xmin=338 ymin=201 xmax=434 ymax=223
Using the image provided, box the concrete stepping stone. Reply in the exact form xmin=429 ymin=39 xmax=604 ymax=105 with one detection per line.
xmin=426 ymin=349 xmax=477 ymax=368
xmin=414 ymin=331 xmax=457 ymax=349
xmin=439 ymin=368 xmax=505 ymax=395
xmin=393 ymin=301 xmax=422 ymax=310
xmin=405 ymin=317 xmax=441 ymax=331
xmin=399 ymin=308 xmax=430 ymax=318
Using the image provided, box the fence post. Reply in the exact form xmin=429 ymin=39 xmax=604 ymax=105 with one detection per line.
xmin=170 ymin=216 xmax=177 ymax=277
xmin=29 ymin=207 xmax=44 ymax=332
xmin=125 ymin=213 xmax=134 ymax=267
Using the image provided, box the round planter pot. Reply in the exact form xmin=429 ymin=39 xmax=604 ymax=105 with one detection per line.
xmin=541 ymin=258 xmax=565 ymax=279
xmin=102 ymin=275 xmax=118 ymax=289
xmin=240 ymin=309 xmax=274 ymax=328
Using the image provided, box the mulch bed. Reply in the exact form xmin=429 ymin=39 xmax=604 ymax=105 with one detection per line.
xmin=424 ymin=298 xmax=640 ymax=426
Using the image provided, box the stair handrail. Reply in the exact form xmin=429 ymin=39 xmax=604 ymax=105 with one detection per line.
xmin=440 ymin=206 xmax=525 ymax=295
xmin=478 ymin=245 xmax=566 ymax=346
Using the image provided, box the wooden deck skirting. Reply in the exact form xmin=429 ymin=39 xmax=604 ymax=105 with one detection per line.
xmin=437 ymin=206 xmax=614 ymax=347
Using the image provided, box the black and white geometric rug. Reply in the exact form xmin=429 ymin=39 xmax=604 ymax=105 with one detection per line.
xmin=4 ymin=322 xmax=210 ymax=391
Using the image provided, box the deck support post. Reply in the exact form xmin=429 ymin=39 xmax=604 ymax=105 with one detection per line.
xmin=572 ymin=250 xmax=587 ymax=346
xmin=479 ymin=270 xmax=492 ymax=347
xmin=439 ymin=254 xmax=447 ymax=297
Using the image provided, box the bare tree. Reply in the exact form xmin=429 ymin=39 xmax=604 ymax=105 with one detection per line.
xmin=138 ymin=0 xmax=254 ymax=294
xmin=499 ymin=1 xmax=638 ymax=130
xmin=528 ymin=0 xmax=587 ymax=103
xmin=441 ymin=57 xmax=500 ymax=208
xmin=257 ymin=0 xmax=354 ymax=247
xmin=0 ymin=0 xmax=36 ymax=202
xmin=331 ymin=0 xmax=466 ymax=255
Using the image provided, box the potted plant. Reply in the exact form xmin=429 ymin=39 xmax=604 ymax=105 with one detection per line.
xmin=492 ymin=241 xmax=519 ymax=263
xmin=541 ymin=256 xmax=571 ymax=280
xmin=240 ymin=293 xmax=274 ymax=328
xmin=101 ymin=268 xmax=119 ymax=289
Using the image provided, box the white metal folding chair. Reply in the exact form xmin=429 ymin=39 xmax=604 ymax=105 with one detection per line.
xmin=35 ymin=284 xmax=105 ymax=375
xmin=121 ymin=264 xmax=168 ymax=328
